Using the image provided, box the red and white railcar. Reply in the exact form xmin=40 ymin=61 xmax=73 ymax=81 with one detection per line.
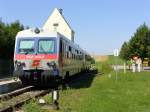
xmin=13 ymin=28 xmax=92 ymax=86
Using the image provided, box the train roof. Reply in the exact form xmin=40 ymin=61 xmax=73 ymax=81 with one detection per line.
xmin=16 ymin=28 xmax=87 ymax=54
xmin=16 ymin=28 xmax=59 ymax=38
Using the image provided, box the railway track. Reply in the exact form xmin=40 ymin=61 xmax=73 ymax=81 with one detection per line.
xmin=0 ymin=71 xmax=97 ymax=112
xmin=0 ymin=78 xmax=11 ymax=82
xmin=0 ymin=86 xmax=51 ymax=112
xmin=0 ymin=77 xmax=19 ymax=82
xmin=0 ymin=86 xmax=34 ymax=101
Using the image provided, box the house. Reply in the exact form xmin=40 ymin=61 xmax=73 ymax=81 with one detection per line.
xmin=43 ymin=8 xmax=75 ymax=42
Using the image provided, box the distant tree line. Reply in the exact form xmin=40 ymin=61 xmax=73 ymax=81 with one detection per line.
xmin=120 ymin=23 xmax=150 ymax=62
xmin=0 ymin=19 xmax=25 ymax=59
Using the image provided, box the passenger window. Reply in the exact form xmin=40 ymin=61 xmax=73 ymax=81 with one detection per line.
xmin=69 ymin=46 xmax=72 ymax=52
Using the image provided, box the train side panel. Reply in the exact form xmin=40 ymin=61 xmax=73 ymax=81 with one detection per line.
xmin=58 ymin=37 xmax=85 ymax=79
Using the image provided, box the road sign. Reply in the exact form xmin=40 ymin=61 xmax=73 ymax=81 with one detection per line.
xmin=113 ymin=49 xmax=119 ymax=81
xmin=114 ymin=49 xmax=119 ymax=57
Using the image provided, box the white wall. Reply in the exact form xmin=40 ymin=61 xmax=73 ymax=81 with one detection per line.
xmin=43 ymin=8 xmax=74 ymax=42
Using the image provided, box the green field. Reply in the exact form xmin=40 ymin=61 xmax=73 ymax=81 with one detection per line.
xmin=23 ymin=70 xmax=150 ymax=112
xmin=107 ymin=55 xmax=125 ymax=65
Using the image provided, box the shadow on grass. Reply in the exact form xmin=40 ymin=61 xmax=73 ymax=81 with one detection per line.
xmin=25 ymin=70 xmax=100 ymax=90
xmin=63 ymin=70 xmax=100 ymax=89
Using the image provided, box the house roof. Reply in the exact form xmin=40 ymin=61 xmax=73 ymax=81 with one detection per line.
xmin=43 ymin=8 xmax=74 ymax=33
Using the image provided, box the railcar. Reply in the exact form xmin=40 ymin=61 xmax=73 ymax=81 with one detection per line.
xmin=13 ymin=28 xmax=92 ymax=86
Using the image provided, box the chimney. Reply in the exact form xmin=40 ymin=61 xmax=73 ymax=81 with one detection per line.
xmin=59 ymin=9 xmax=63 ymax=15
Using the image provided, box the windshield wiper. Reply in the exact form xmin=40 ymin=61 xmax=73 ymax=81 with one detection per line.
xmin=25 ymin=51 xmax=29 ymax=55
xmin=40 ymin=46 xmax=47 ymax=54
xmin=24 ymin=48 xmax=34 ymax=55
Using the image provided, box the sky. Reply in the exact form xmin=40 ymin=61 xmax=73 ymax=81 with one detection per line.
xmin=0 ymin=0 xmax=150 ymax=55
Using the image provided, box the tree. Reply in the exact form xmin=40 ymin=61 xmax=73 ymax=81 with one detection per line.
xmin=0 ymin=20 xmax=24 ymax=59
xmin=120 ymin=23 xmax=149 ymax=61
xmin=142 ymin=31 xmax=150 ymax=61
xmin=128 ymin=23 xmax=149 ymax=60
xmin=119 ymin=42 xmax=130 ymax=60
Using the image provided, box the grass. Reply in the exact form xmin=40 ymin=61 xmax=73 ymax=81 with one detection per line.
xmin=95 ymin=61 xmax=113 ymax=74
xmin=23 ymin=99 xmax=41 ymax=112
xmin=22 ymin=70 xmax=150 ymax=112
xmin=95 ymin=55 xmax=126 ymax=74
xmin=93 ymin=55 xmax=125 ymax=65
xmin=56 ymin=71 xmax=150 ymax=112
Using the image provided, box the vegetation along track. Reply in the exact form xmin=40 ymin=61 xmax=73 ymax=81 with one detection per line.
xmin=0 ymin=86 xmax=51 ymax=112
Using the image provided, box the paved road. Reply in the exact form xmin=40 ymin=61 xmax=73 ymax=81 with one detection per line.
xmin=112 ymin=65 xmax=150 ymax=71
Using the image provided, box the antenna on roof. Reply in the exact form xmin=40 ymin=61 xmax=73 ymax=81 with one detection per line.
xmin=59 ymin=8 xmax=63 ymax=15
xmin=34 ymin=27 xmax=40 ymax=34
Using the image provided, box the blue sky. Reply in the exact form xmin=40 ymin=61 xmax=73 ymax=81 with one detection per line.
xmin=0 ymin=0 xmax=150 ymax=55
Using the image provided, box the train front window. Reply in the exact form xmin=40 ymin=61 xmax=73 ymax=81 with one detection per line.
xmin=38 ymin=39 xmax=55 ymax=54
xmin=19 ymin=40 xmax=35 ymax=54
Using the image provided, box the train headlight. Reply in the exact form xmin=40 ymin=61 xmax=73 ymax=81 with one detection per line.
xmin=47 ymin=61 xmax=56 ymax=68
xmin=15 ymin=61 xmax=26 ymax=67
xmin=52 ymin=68 xmax=59 ymax=76
xmin=15 ymin=61 xmax=21 ymax=67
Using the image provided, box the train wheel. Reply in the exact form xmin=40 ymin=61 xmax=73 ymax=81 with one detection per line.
xmin=19 ymin=76 xmax=28 ymax=86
